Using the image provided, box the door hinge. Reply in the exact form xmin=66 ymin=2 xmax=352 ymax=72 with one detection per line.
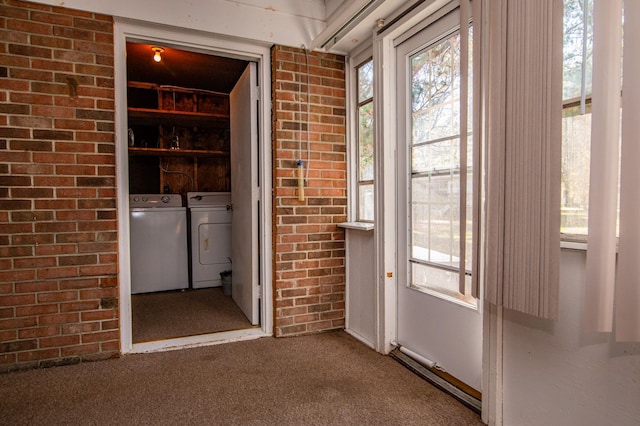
xmin=257 ymin=285 xmax=263 ymax=299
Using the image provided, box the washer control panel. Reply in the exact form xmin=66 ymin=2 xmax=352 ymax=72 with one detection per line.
xmin=129 ymin=194 xmax=183 ymax=208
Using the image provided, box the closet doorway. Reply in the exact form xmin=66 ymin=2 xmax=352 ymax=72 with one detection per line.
xmin=114 ymin=20 xmax=273 ymax=354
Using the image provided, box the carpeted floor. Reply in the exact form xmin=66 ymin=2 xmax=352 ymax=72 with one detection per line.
xmin=0 ymin=331 xmax=483 ymax=425
xmin=132 ymin=287 xmax=252 ymax=343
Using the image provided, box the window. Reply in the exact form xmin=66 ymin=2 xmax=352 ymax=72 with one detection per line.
xmin=356 ymin=60 xmax=374 ymax=221
xmin=407 ymin=25 xmax=475 ymax=306
xmin=561 ymin=0 xmax=594 ymax=237
xmin=561 ymin=0 xmax=623 ymax=239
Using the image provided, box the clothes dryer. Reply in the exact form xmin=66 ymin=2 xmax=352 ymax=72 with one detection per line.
xmin=187 ymin=192 xmax=232 ymax=289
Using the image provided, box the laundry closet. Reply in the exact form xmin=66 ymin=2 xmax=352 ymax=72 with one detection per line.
xmin=125 ymin=42 xmax=255 ymax=342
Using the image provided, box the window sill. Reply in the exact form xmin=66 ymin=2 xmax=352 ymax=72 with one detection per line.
xmin=337 ymin=222 xmax=374 ymax=231
xmin=561 ymin=240 xmax=587 ymax=251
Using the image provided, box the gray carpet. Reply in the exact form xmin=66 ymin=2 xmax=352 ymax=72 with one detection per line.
xmin=132 ymin=287 xmax=252 ymax=343
xmin=0 ymin=331 xmax=483 ymax=425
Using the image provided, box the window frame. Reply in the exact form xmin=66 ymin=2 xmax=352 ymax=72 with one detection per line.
xmin=352 ymin=54 xmax=375 ymax=223
xmin=396 ymin=7 xmax=478 ymax=307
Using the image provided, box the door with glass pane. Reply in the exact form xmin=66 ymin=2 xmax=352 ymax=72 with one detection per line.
xmin=395 ymin=8 xmax=482 ymax=392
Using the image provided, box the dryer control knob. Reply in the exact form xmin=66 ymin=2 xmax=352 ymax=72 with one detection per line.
xmin=161 ymin=195 xmax=170 ymax=204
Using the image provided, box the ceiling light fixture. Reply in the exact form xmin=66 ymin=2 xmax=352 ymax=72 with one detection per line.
xmin=152 ymin=46 xmax=164 ymax=63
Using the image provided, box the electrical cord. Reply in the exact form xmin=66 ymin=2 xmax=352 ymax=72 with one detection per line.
xmin=159 ymin=158 xmax=194 ymax=191
xmin=304 ymin=46 xmax=310 ymax=184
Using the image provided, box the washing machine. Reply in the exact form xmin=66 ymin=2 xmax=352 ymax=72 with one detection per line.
xmin=187 ymin=192 xmax=232 ymax=289
xmin=129 ymin=194 xmax=189 ymax=294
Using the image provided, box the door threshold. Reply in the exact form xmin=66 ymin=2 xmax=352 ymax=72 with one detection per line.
xmin=390 ymin=347 xmax=481 ymax=413
xmin=130 ymin=327 xmax=268 ymax=354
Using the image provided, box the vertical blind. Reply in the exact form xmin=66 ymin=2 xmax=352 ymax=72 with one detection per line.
xmin=458 ymin=0 xmax=469 ymax=295
xmin=584 ymin=0 xmax=622 ymax=334
xmin=470 ymin=0 xmax=483 ymax=299
xmin=586 ymin=0 xmax=640 ymax=342
xmin=485 ymin=0 xmax=563 ymax=319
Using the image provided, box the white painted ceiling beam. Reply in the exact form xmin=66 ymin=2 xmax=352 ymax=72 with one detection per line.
xmin=28 ymin=0 xmax=326 ymax=47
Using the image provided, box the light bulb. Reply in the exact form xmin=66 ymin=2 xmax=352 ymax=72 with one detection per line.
xmin=152 ymin=47 xmax=164 ymax=63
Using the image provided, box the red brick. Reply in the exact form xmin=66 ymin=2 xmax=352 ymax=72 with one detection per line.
xmin=35 ymin=244 xmax=76 ymax=256
xmin=81 ymin=310 xmax=116 ymax=321
xmin=34 ymin=199 xmax=76 ymax=209
xmin=54 ymin=118 xmax=95 ymax=130
xmin=37 ymin=290 xmax=78 ymax=303
xmin=55 ymin=233 xmax=91 ymax=244
xmin=15 ymin=304 xmax=58 ymax=317
xmin=100 ymin=319 xmax=118 ymax=330
xmin=0 ymin=307 xmax=14 ymax=319
xmin=0 ymin=294 xmax=36 ymax=307
xmin=9 ymin=67 xmax=54 ymax=81
xmin=0 ymin=244 xmax=33 ymax=257
xmin=79 ymin=264 xmax=116 ymax=276
xmin=0 ymin=339 xmax=38 ymax=353
xmin=56 ymin=210 xmax=95 ymax=221
xmin=100 ymin=341 xmax=120 ymax=352
xmin=0 ymin=352 xmax=17 ymax=365
xmin=0 ymin=316 xmax=37 ymax=330
xmin=30 ymin=11 xmax=73 ymax=26
xmin=0 ymin=4 xmax=29 ymax=19
xmin=59 ymin=300 xmax=99 ymax=312
xmin=34 ymin=222 xmax=76 ymax=233
xmin=58 ymin=255 xmax=97 ymax=266
xmin=307 ymin=320 xmax=334 ymax=331
xmin=8 ymin=43 xmax=52 ymax=60
xmin=59 ymin=278 xmax=99 ymax=290
xmin=55 ymin=188 xmax=97 ymax=198
xmin=80 ymin=243 xmax=116 ymax=255
xmin=17 ymin=348 xmax=59 ymax=362
xmin=37 ymin=267 xmax=78 ymax=280
xmin=13 ymin=256 xmax=57 ymax=269
xmin=53 ymin=49 xmax=94 ymax=66
xmin=79 ymin=288 xmax=116 ymax=300
xmin=55 ymin=165 xmax=96 ymax=175
xmin=60 ymin=343 xmax=100 ymax=356
xmin=40 ymin=334 xmax=80 ymax=348
xmin=61 ymin=322 xmax=99 ymax=334
xmin=77 ymin=154 xmax=115 ymax=165
xmin=33 ymin=176 xmax=74 ymax=187
xmin=39 ymin=312 xmax=79 ymax=326
xmin=72 ymin=17 xmax=112 ymax=33
xmin=80 ymin=330 xmax=117 ymax=343
xmin=54 ymin=95 xmax=94 ymax=108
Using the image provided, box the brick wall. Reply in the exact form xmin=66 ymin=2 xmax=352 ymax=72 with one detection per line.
xmin=271 ymin=46 xmax=347 ymax=336
xmin=0 ymin=1 xmax=349 ymax=371
xmin=0 ymin=0 xmax=118 ymax=371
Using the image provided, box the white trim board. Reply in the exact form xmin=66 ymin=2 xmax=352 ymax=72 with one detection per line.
xmin=130 ymin=328 xmax=269 ymax=354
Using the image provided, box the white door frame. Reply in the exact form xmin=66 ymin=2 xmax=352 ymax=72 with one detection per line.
xmin=114 ymin=18 xmax=273 ymax=354
xmin=372 ymin=0 xmax=501 ymax=422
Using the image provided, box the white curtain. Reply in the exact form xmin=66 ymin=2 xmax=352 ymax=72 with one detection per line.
xmin=586 ymin=0 xmax=640 ymax=342
xmin=485 ymin=0 xmax=563 ymax=319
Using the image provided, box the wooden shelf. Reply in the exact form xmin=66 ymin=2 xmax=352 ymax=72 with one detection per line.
xmin=128 ymin=107 xmax=228 ymax=126
xmin=128 ymin=147 xmax=229 ymax=158
xmin=127 ymin=81 xmax=231 ymax=195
